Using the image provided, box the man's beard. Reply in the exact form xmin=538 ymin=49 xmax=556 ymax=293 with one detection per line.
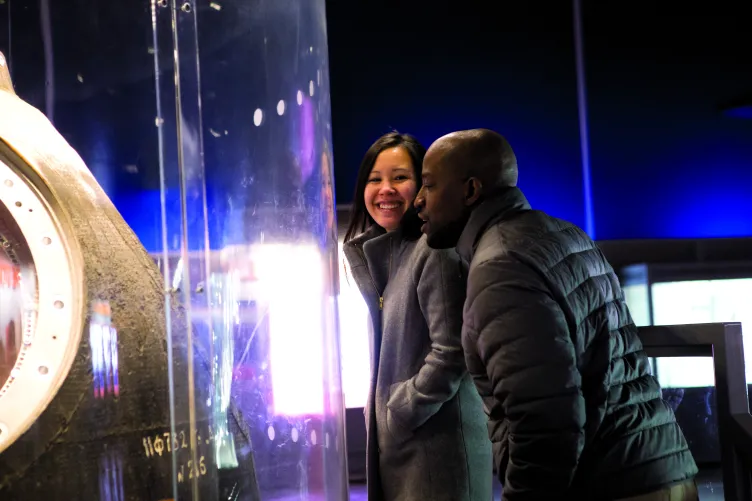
xmin=425 ymin=214 xmax=469 ymax=249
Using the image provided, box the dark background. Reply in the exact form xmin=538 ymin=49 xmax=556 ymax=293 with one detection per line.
xmin=326 ymin=1 xmax=752 ymax=241
xmin=2 ymin=0 xmax=751 ymax=245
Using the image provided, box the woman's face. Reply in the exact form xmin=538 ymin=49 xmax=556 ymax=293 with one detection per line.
xmin=364 ymin=146 xmax=417 ymax=232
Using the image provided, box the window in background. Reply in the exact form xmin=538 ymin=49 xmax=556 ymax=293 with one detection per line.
xmin=624 ymin=278 xmax=752 ymax=388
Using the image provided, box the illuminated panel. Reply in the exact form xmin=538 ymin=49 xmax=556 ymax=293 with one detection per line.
xmin=0 ymin=157 xmax=79 ymax=452
xmin=337 ymin=240 xmax=370 ymax=409
xmin=651 ymin=278 xmax=752 ymax=387
xmin=254 ymin=243 xmax=325 ymax=416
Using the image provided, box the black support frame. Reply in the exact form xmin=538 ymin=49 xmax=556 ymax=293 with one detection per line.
xmin=638 ymin=323 xmax=752 ymax=501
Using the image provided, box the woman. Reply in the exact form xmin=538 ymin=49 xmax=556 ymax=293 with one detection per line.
xmin=343 ymin=132 xmax=492 ymax=501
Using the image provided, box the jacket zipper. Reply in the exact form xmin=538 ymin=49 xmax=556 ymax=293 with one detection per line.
xmin=357 ymin=243 xmax=384 ymax=310
xmin=381 ymin=235 xmax=393 ymax=310
xmin=357 ymin=236 xmax=392 ymax=311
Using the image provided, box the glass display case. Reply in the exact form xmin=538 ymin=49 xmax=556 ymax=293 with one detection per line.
xmin=0 ymin=1 xmax=347 ymax=500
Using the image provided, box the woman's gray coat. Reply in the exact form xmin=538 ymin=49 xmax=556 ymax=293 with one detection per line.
xmin=344 ymin=225 xmax=492 ymax=501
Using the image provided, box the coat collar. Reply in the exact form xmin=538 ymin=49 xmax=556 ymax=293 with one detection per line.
xmin=456 ymin=187 xmax=531 ymax=263
xmin=344 ymin=224 xmax=416 ymax=296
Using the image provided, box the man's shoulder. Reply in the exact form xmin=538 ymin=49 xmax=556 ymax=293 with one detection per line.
xmin=465 ymin=211 xmax=604 ymax=304
xmin=468 ymin=211 xmax=547 ymax=270
xmin=475 ymin=211 xmax=596 ymax=267
xmin=496 ymin=209 xmax=586 ymax=244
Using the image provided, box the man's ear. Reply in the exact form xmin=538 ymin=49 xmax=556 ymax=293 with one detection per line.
xmin=464 ymin=177 xmax=482 ymax=206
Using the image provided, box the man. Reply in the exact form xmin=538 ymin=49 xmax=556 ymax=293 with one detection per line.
xmin=413 ymin=129 xmax=698 ymax=500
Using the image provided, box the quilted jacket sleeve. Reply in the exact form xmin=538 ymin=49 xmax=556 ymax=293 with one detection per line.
xmin=386 ymin=247 xmax=468 ymax=431
xmin=466 ymin=257 xmax=586 ymax=500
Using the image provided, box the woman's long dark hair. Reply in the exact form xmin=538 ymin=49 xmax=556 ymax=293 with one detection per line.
xmin=344 ymin=131 xmax=426 ymax=243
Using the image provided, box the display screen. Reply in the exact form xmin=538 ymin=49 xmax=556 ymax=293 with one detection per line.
xmin=0 ymin=200 xmax=37 ymax=388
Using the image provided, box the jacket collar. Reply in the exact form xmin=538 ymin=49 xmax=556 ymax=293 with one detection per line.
xmin=346 ymin=224 xmax=416 ymax=293
xmin=345 ymin=224 xmax=385 ymax=250
xmin=456 ymin=187 xmax=531 ymax=263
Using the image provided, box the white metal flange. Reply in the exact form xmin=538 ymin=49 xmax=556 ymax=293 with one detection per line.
xmin=0 ymin=156 xmax=80 ymax=453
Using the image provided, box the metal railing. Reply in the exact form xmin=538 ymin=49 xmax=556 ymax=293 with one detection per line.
xmin=638 ymin=323 xmax=752 ymax=501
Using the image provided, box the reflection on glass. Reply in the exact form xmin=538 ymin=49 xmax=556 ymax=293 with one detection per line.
xmin=89 ymin=301 xmax=120 ymax=399
xmin=0 ymin=200 xmax=37 ymax=389
xmin=209 ymin=271 xmax=239 ymax=469
xmin=98 ymin=449 xmax=125 ymax=501
xmin=321 ymin=147 xmax=335 ymax=245
xmin=0 ymin=251 xmax=20 ymax=385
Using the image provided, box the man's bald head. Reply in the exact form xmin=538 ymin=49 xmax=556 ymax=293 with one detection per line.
xmin=426 ymin=129 xmax=518 ymax=192
xmin=415 ymin=129 xmax=518 ymax=249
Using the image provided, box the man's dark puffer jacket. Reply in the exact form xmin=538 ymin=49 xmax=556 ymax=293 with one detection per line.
xmin=456 ymin=187 xmax=698 ymax=500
